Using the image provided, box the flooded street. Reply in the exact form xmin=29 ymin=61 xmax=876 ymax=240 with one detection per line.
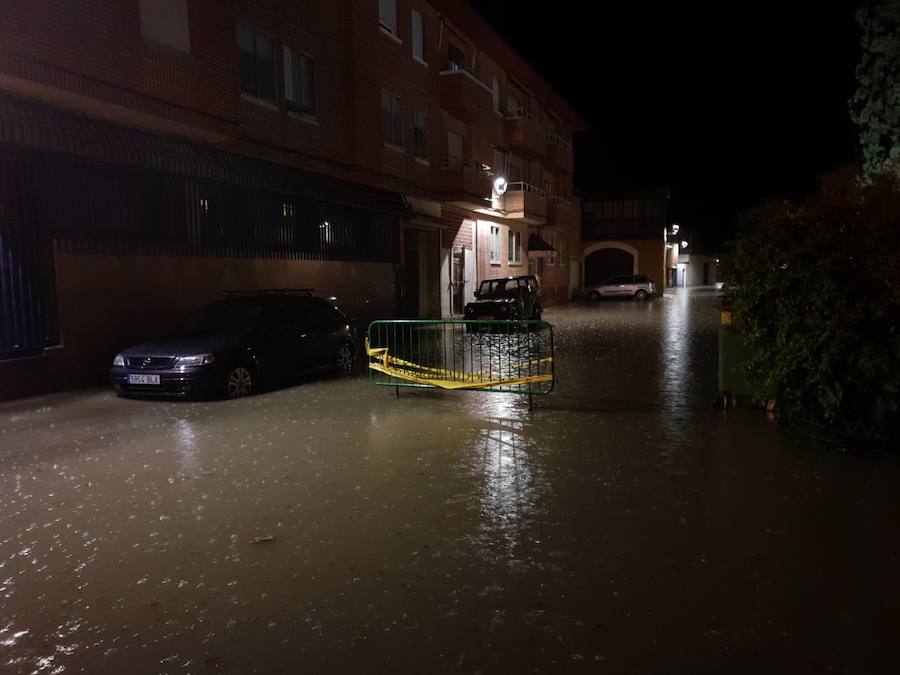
xmin=2 ymin=288 xmax=899 ymax=674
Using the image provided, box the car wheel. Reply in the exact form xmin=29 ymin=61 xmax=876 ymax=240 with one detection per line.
xmin=335 ymin=340 xmax=356 ymax=375
xmin=635 ymin=289 xmax=649 ymax=301
xmin=225 ymin=365 xmax=255 ymax=399
xmin=588 ymin=290 xmax=600 ymax=301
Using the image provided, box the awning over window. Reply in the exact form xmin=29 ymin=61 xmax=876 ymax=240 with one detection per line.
xmin=527 ymin=233 xmax=556 ymax=258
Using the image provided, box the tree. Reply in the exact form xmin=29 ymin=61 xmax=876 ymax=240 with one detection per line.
xmin=850 ymin=0 xmax=900 ymax=183
xmin=725 ymin=182 xmax=900 ymax=443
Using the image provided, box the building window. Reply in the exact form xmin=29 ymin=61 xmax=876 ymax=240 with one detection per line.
xmin=492 ymin=77 xmax=500 ymax=113
xmin=284 ymin=47 xmax=317 ymax=117
xmin=379 ymin=0 xmax=397 ymax=35
xmin=382 ymin=90 xmax=403 ymax=148
xmin=237 ymin=23 xmax=275 ymax=101
xmin=548 ymin=235 xmax=557 ymax=264
xmin=411 ymin=9 xmax=425 ymax=62
xmin=448 ymin=43 xmax=465 ymax=71
xmin=490 ymin=225 xmax=501 ymax=264
xmin=140 ymin=0 xmax=190 ymax=53
xmin=559 ymin=237 xmax=566 ymax=265
xmin=413 ymin=111 xmax=428 ymax=162
xmin=447 ymin=131 xmax=464 ymax=160
xmin=508 ymin=230 xmax=522 ymax=264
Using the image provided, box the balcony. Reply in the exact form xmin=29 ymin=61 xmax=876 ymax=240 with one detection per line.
xmin=545 ymin=134 xmax=574 ymax=174
xmin=436 ymin=156 xmax=494 ymax=211
xmin=546 ymin=195 xmax=576 ymax=228
xmin=494 ymin=182 xmax=547 ymax=224
xmin=437 ymin=66 xmax=494 ymax=123
xmin=503 ymin=110 xmax=546 ymax=158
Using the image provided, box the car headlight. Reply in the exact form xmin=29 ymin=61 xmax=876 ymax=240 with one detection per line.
xmin=113 ymin=354 xmax=125 ymax=367
xmin=175 ymin=354 xmax=215 ymax=367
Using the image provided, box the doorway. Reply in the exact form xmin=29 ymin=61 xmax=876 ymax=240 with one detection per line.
xmin=450 ymin=246 xmax=465 ymax=315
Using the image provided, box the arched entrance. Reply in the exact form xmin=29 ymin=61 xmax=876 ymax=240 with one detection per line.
xmin=583 ymin=242 xmax=638 ymax=286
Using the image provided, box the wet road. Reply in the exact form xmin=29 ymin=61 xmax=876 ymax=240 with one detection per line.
xmin=2 ymin=288 xmax=899 ymax=674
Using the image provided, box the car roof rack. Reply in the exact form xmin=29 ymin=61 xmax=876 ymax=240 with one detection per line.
xmin=224 ymin=288 xmax=314 ymax=297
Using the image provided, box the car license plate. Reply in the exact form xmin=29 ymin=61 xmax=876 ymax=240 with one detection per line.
xmin=128 ymin=374 xmax=160 ymax=385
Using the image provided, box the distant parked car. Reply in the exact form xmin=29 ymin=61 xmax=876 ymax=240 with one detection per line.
xmin=464 ymin=275 xmax=542 ymax=322
xmin=109 ymin=290 xmax=357 ymax=399
xmin=586 ymin=275 xmax=656 ymax=301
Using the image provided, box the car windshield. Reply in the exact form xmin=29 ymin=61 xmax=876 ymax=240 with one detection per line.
xmin=478 ymin=279 xmax=520 ymax=299
xmin=180 ymin=301 xmax=262 ymax=335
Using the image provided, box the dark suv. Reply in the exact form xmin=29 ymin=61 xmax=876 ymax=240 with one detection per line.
xmin=464 ymin=275 xmax=542 ymax=322
xmin=109 ymin=290 xmax=357 ymax=399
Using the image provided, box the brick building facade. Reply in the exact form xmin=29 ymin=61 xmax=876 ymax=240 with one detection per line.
xmin=0 ymin=0 xmax=584 ymax=398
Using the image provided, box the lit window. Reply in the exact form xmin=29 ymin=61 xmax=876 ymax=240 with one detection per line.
xmin=490 ymin=225 xmax=501 ymax=264
xmin=411 ymin=10 xmax=425 ymax=62
xmin=381 ymin=90 xmax=403 ymax=148
xmin=284 ymin=47 xmax=317 ymax=117
xmin=237 ymin=23 xmax=275 ymax=101
xmin=413 ymin=111 xmax=428 ymax=162
xmin=379 ymin=0 xmax=397 ymax=35
xmin=508 ymin=230 xmax=521 ymax=264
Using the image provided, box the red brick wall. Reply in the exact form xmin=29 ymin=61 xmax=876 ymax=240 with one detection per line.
xmin=0 ymin=1 xmax=579 ymax=206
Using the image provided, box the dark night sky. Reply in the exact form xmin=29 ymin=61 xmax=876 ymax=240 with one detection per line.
xmin=470 ymin=0 xmax=861 ymax=249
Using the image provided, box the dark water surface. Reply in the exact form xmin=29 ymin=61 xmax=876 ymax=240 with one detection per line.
xmin=2 ymin=289 xmax=898 ymax=674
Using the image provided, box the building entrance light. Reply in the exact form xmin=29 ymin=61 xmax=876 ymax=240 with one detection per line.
xmin=671 ymin=223 xmax=680 ymax=235
xmin=680 ymin=240 xmax=689 ymax=249
xmin=493 ymin=176 xmax=508 ymax=196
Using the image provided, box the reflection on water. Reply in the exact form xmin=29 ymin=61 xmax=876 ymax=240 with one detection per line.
xmin=2 ymin=293 xmax=900 ymax=673
xmin=173 ymin=417 xmax=199 ymax=475
xmin=657 ymin=290 xmax=696 ymax=463
xmin=474 ymin=415 xmax=535 ymax=563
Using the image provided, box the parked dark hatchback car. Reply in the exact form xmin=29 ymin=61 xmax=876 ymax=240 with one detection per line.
xmin=109 ymin=290 xmax=357 ymax=399
xmin=464 ymin=275 xmax=542 ymax=321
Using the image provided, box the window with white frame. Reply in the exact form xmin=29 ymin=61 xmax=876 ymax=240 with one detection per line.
xmin=284 ymin=47 xmax=316 ymax=117
xmin=379 ymin=0 xmax=397 ymax=35
xmin=411 ymin=9 xmax=425 ymax=62
xmin=490 ymin=225 xmax=501 ymax=264
xmin=508 ymin=229 xmax=522 ymax=264
xmin=381 ymin=90 xmax=403 ymax=148
xmin=413 ymin=111 xmax=428 ymax=161
xmin=237 ymin=23 xmax=275 ymax=101
xmin=549 ymin=235 xmax=558 ymax=264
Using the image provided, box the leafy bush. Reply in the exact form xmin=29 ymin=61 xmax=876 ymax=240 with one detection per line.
xmin=725 ymin=179 xmax=900 ymax=441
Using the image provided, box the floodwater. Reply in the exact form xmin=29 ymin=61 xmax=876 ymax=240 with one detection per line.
xmin=1 ymin=288 xmax=899 ymax=674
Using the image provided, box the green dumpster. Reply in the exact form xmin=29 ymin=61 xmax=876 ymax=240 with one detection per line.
xmin=718 ymin=306 xmax=756 ymax=399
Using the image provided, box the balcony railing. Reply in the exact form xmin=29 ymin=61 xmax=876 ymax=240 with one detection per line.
xmin=545 ymin=134 xmax=574 ymax=174
xmin=503 ymin=113 xmax=546 ymax=158
xmin=546 ymin=194 xmax=575 ymax=227
xmin=437 ymin=155 xmax=494 ymax=210
xmin=506 ymin=181 xmax=547 ymax=197
xmin=438 ymin=66 xmax=494 ymax=121
xmin=440 ymin=155 xmax=493 ymax=175
xmin=496 ymin=182 xmax=547 ymax=223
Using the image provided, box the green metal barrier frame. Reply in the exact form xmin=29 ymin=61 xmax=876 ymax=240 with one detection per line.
xmin=367 ymin=319 xmax=555 ymax=399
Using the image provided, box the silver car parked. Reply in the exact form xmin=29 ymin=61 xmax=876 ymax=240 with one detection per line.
xmin=586 ymin=274 xmax=656 ymax=301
